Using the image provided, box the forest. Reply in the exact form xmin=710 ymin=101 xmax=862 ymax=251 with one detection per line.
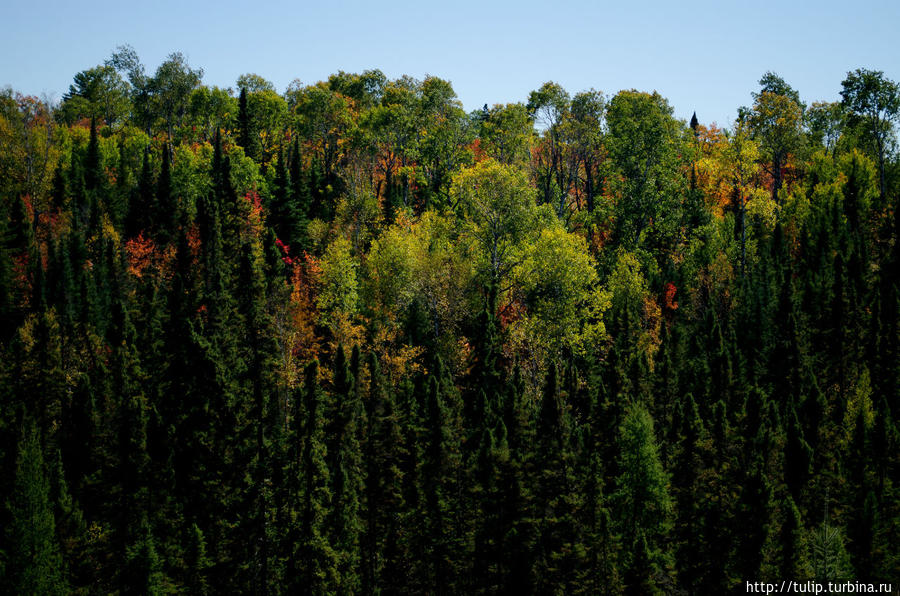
xmin=0 ymin=45 xmax=898 ymax=594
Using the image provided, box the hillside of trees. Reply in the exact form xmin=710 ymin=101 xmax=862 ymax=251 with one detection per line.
xmin=1 ymin=46 xmax=899 ymax=594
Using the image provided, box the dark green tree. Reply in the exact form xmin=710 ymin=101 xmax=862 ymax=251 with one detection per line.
xmin=7 ymin=420 xmax=67 ymax=596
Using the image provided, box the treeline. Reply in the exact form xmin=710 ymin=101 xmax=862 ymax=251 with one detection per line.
xmin=0 ymin=47 xmax=899 ymax=594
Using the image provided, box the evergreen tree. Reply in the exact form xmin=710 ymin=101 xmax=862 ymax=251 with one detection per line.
xmin=238 ymin=88 xmax=261 ymax=162
xmin=84 ymin=116 xmax=103 ymax=192
xmin=532 ymin=363 xmax=581 ymax=593
xmin=7 ymin=420 xmax=67 ymax=596
xmin=419 ymin=372 xmax=463 ymax=593
xmin=297 ymin=361 xmax=338 ymax=594
xmin=123 ymin=514 xmax=166 ymax=596
xmin=185 ymin=523 xmax=212 ymax=596
xmin=127 ymin=146 xmax=155 ymax=237
xmin=328 ymin=345 xmax=365 ymax=593
xmin=154 ymin=143 xmax=177 ymax=243
xmin=614 ymin=403 xmax=673 ymax=594
xmin=289 ymin=136 xmax=311 ymax=252
xmin=779 ymin=496 xmax=809 ymax=580
xmin=360 ymin=352 xmax=410 ymax=593
xmin=269 ymin=145 xmax=304 ymax=253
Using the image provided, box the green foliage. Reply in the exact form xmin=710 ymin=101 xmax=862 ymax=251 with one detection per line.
xmin=7 ymin=420 xmax=67 ymax=596
xmin=605 ymin=90 xmax=683 ymax=246
xmin=2 ymin=59 xmax=900 ymax=596
xmin=318 ymin=236 xmax=359 ymax=327
xmin=615 ymin=403 xmax=673 ymax=591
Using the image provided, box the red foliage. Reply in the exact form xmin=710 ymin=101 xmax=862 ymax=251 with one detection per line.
xmin=275 ymin=237 xmax=293 ymax=265
xmin=247 ymin=191 xmax=264 ymax=220
xmin=470 ymin=138 xmax=485 ymax=162
xmin=663 ymin=282 xmax=679 ymax=311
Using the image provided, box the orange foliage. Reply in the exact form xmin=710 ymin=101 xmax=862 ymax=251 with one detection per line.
xmin=242 ymin=191 xmax=266 ymax=238
xmin=470 ymin=138 xmax=486 ymax=163
xmin=498 ymin=295 xmax=525 ymax=329
xmin=287 ymin=253 xmax=322 ymax=365
xmin=124 ymin=233 xmax=156 ymax=278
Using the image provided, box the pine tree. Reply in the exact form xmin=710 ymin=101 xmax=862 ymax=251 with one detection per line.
xmin=328 ymin=345 xmax=365 ymax=593
xmin=84 ymin=116 xmax=103 ymax=192
xmin=779 ymin=496 xmax=809 ymax=580
xmin=269 ymin=145 xmax=304 ymax=253
xmin=577 ymin=450 xmax=623 ymax=594
xmin=0 ymin=196 xmax=17 ymax=339
xmin=123 ymin=514 xmax=166 ymax=595
xmin=784 ymin=404 xmax=813 ymax=500
xmin=185 ymin=523 xmax=212 ymax=596
xmin=289 ymin=136 xmax=311 ymax=252
xmin=238 ymin=88 xmax=261 ymax=162
xmin=235 ymin=238 xmax=280 ymax=592
xmin=614 ymin=403 xmax=674 ymax=593
xmin=7 ymin=420 xmax=67 ymax=596
xmin=734 ymin=456 xmax=774 ymax=582
xmin=360 ymin=352 xmax=409 ymax=593
xmin=672 ymin=393 xmax=708 ymax=589
xmin=307 ymin=156 xmax=326 ymax=221
xmin=419 ymin=372 xmax=463 ymax=593
xmin=154 ymin=144 xmax=177 ymax=243
xmin=532 ymin=363 xmax=581 ymax=593
xmin=127 ymin=146 xmax=155 ymax=237
xmin=297 ymin=360 xmax=338 ymax=594
xmin=51 ymin=450 xmax=88 ymax=591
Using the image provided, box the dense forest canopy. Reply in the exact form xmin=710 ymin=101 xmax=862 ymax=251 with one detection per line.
xmin=1 ymin=45 xmax=899 ymax=594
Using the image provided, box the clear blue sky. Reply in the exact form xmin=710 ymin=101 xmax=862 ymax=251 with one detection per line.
xmin=3 ymin=0 xmax=898 ymax=128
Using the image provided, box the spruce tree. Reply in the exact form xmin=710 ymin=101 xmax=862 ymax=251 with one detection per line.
xmin=7 ymin=420 xmax=67 ymax=596
xmin=361 ymin=352 xmax=409 ymax=593
xmin=185 ymin=523 xmax=212 ymax=596
xmin=155 ymin=144 xmax=176 ymax=244
xmin=123 ymin=514 xmax=166 ymax=596
xmin=289 ymin=136 xmax=311 ymax=252
xmin=127 ymin=146 xmax=155 ymax=237
xmin=328 ymin=345 xmax=364 ymax=593
xmin=779 ymin=496 xmax=809 ymax=580
xmin=269 ymin=145 xmax=304 ymax=252
xmin=532 ymin=363 xmax=581 ymax=593
xmin=419 ymin=372 xmax=463 ymax=593
xmin=84 ymin=116 xmax=103 ymax=192
xmin=297 ymin=360 xmax=338 ymax=594
xmin=237 ymin=88 xmax=261 ymax=162
xmin=614 ymin=403 xmax=674 ymax=593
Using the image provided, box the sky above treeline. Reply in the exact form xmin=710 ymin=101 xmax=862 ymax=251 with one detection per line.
xmin=3 ymin=0 xmax=898 ymax=128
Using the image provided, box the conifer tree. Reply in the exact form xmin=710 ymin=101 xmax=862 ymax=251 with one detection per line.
xmin=123 ymin=514 xmax=166 ymax=596
xmin=328 ymin=345 xmax=365 ymax=593
xmin=784 ymin=404 xmax=813 ymax=500
xmin=185 ymin=523 xmax=212 ymax=596
xmin=7 ymin=420 xmax=66 ymax=596
xmin=51 ymin=450 xmax=88 ymax=591
xmin=0 ymin=196 xmax=16 ymax=339
xmin=127 ymin=147 xmax=155 ymax=237
xmin=289 ymin=136 xmax=311 ymax=252
xmin=154 ymin=144 xmax=176 ymax=243
xmin=419 ymin=372 xmax=463 ymax=593
xmin=235 ymin=238 xmax=280 ymax=592
xmin=297 ymin=360 xmax=338 ymax=594
xmin=532 ymin=363 xmax=581 ymax=593
xmin=362 ymin=352 xmax=411 ymax=592
xmin=84 ymin=116 xmax=103 ymax=192
xmin=269 ymin=145 xmax=304 ymax=251
xmin=614 ymin=403 xmax=673 ymax=593
xmin=779 ymin=496 xmax=809 ymax=580
xmin=238 ymin=87 xmax=261 ymax=161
